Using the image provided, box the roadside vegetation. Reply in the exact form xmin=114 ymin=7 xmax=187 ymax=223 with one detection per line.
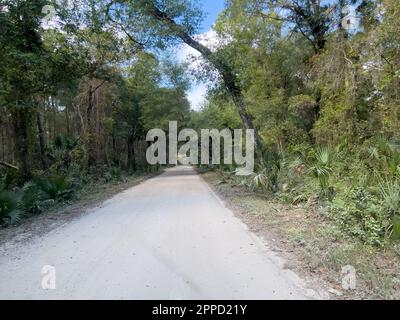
xmin=186 ymin=0 xmax=400 ymax=299
xmin=0 ymin=161 xmax=163 ymax=227
xmin=202 ymin=170 xmax=400 ymax=299
xmin=190 ymin=0 xmax=400 ymax=249
xmin=0 ymin=1 xmax=192 ymax=226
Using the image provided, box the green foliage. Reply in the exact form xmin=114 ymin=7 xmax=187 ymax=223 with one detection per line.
xmin=364 ymin=137 xmax=400 ymax=178
xmin=392 ymin=216 xmax=400 ymax=241
xmin=53 ymin=135 xmax=75 ymax=151
xmin=328 ymin=187 xmax=390 ymax=246
xmin=0 ymin=171 xmax=18 ymax=191
xmin=251 ymin=170 xmax=269 ymax=191
xmin=0 ymin=190 xmax=23 ymax=225
xmin=20 ymin=182 xmax=43 ymax=214
xmin=379 ymin=179 xmax=400 ymax=240
xmin=33 ymin=175 xmax=74 ymax=201
xmin=103 ymin=167 xmax=123 ymax=182
xmin=379 ymin=180 xmax=400 ymax=216
xmin=189 ymin=0 xmax=400 ymax=248
xmin=306 ymin=148 xmax=334 ymax=197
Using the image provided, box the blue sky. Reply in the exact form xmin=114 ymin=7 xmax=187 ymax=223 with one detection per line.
xmin=198 ymin=0 xmax=226 ymax=31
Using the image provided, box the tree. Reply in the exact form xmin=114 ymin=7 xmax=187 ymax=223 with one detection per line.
xmin=58 ymin=0 xmax=133 ymax=170
xmin=278 ymin=0 xmax=333 ymax=54
xmin=106 ymin=0 xmax=265 ymax=157
xmin=0 ymin=0 xmax=48 ymax=180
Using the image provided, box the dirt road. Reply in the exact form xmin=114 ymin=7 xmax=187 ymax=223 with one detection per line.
xmin=0 ymin=166 xmax=321 ymax=299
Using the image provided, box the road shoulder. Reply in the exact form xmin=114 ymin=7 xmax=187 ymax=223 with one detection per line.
xmin=199 ymin=170 xmax=400 ymax=300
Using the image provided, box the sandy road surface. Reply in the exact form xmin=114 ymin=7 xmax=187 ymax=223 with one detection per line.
xmin=0 ymin=166 xmax=321 ymax=300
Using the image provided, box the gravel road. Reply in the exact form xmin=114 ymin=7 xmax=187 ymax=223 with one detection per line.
xmin=0 ymin=166 xmax=320 ymax=300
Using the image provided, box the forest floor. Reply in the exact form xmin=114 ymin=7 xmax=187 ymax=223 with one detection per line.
xmin=200 ymin=170 xmax=400 ymax=300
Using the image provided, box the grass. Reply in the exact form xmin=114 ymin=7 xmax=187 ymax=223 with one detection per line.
xmin=200 ymin=170 xmax=400 ymax=300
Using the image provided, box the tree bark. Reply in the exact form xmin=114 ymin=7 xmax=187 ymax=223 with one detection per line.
xmin=86 ymin=84 xmax=96 ymax=169
xmin=127 ymin=133 xmax=136 ymax=173
xmin=52 ymin=97 xmax=57 ymax=140
xmin=1 ymin=125 xmax=5 ymax=161
xmin=34 ymin=98 xmax=48 ymax=170
xmin=11 ymin=106 xmax=31 ymax=181
xmin=86 ymin=80 xmax=107 ymax=170
xmin=112 ymin=134 xmax=119 ymax=166
xmin=65 ymin=104 xmax=71 ymax=136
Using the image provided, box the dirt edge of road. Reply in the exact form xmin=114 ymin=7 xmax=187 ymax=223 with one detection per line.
xmin=199 ymin=170 xmax=400 ymax=300
xmin=0 ymin=170 xmax=163 ymax=251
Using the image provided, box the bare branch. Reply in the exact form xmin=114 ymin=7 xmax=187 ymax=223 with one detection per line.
xmin=0 ymin=161 xmax=18 ymax=170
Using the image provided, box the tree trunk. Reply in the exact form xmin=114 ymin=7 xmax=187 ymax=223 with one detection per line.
xmin=127 ymin=133 xmax=136 ymax=173
xmin=36 ymin=107 xmax=48 ymax=170
xmin=86 ymin=84 xmax=96 ymax=169
xmin=11 ymin=106 xmax=31 ymax=181
xmin=86 ymin=80 xmax=107 ymax=170
xmin=112 ymin=134 xmax=119 ymax=166
xmin=65 ymin=104 xmax=71 ymax=136
xmin=1 ymin=125 xmax=5 ymax=161
xmin=52 ymin=97 xmax=57 ymax=140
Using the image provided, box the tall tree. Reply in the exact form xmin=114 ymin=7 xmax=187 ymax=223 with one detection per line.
xmin=106 ymin=0 xmax=265 ymax=157
xmin=0 ymin=0 xmax=48 ymax=180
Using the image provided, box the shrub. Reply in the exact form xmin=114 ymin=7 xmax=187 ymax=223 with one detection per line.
xmin=0 ymin=190 xmax=23 ymax=225
xmin=306 ymin=147 xmax=334 ymax=196
xmin=0 ymin=171 xmax=18 ymax=191
xmin=328 ymin=187 xmax=390 ymax=246
xmin=103 ymin=167 xmax=122 ymax=182
xmin=379 ymin=179 xmax=400 ymax=240
xmin=34 ymin=175 xmax=74 ymax=201
xmin=251 ymin=171 xmax=269 ymax=191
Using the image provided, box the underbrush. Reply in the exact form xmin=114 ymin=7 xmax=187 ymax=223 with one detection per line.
xmin=202 ymin=168 xmax=400 ymax=299
xmin=214 ymin=137 xmax=400 ymax=247
xmin=0 ymin=164 xmax=152 ymax=227
xmin=0 ymin=133 xmax=161 ymax=227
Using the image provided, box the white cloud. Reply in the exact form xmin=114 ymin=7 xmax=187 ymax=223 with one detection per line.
xmin=187 ymin=83 xmax=208 ymax=111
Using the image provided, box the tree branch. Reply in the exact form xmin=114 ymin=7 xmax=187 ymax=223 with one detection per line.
xmin=0 ymin=161 xmax=19 ymax=170
xmin=105 ymin=0 xmax=145 ymax=48
xmin=146 ymin=5 xmax=265 ymax=154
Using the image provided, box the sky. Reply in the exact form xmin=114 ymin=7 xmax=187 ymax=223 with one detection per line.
xmin=183 ymin=0 xmax=226 ymax=110
xmin=199 ymin=0 xmax=226 ymax=32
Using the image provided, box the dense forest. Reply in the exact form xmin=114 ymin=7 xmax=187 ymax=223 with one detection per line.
xmin=0 ymin=0 xmax=399 ymax=247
